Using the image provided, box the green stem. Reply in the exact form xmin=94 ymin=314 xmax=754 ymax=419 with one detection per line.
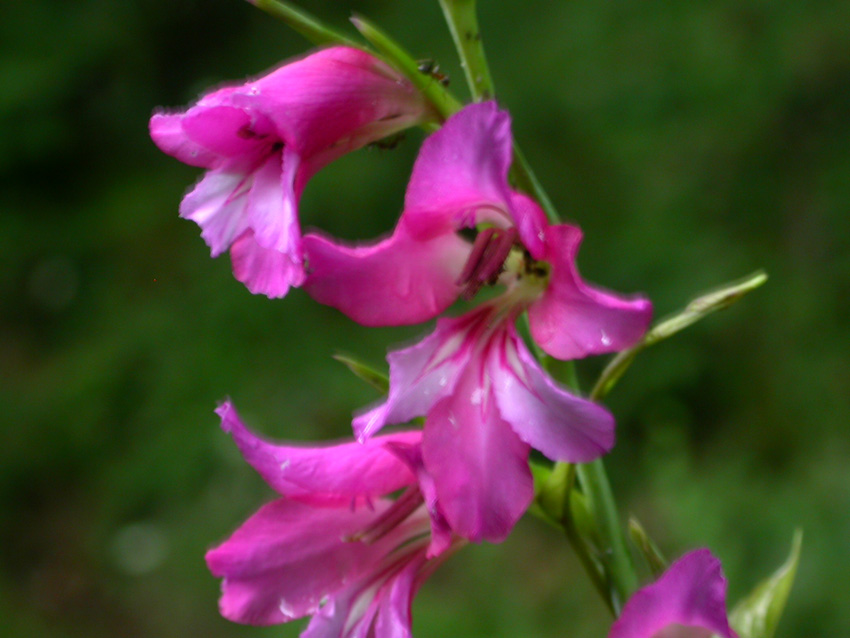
xmin=511 ymin=146 xmax=562 ymax=224
xmin=437 ymin=0 xmax=495 ymax=101
xmin=575 ymin=460 xmax=638 ymax=613
xmin=247 ymin=0 xmax=360 ymax=47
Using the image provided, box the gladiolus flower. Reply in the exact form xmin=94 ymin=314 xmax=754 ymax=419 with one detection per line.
xmin=150 ymin=47 xmax=428 ymax=298
xmin=305 ymin=102 xmax=651 ymax=542
xmin=609 ymin=549 xmax=737 ymax=638
xmin=206 ymin=402 xmax=460 ymax=636
xmin=302 ymin=101 xmax=651 ymax=360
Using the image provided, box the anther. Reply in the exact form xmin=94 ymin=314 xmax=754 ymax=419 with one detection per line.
xmin=456 ymin=227 xmax=519 ymax=300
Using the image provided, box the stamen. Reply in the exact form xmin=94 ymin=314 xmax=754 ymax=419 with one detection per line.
xmin=347 ymin=487 xmax=425 ymax=544
xmin=456 ymin=227 xmax=520 ymax=300
xmin=456 ymin=228 xmax=496 ymax=287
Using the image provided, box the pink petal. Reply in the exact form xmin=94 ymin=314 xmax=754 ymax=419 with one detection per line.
xmin=149 ymin=111 xmax=219 ymax=168
xmin=609 ymin=549 xmax=737 ymax=638
xmin=352 ymin=309 xmax=488 ymax=441
xmin=302 ymin=225 xmax=469 ymax=326
xmin=206 ymin=498 xmax=393 ymax=625
xmin=216 ymin=402 xmax=419 ymax=506
xmin=422 ymin=361 xmax=533 ymax=543
xmin=402 ymin=101 xmax=515 ymax=240
xmin=244 ymin=47 xmax=426 ymax=160
xmin=529 ymin=224 xmax=652 ymax=360
xmin=179 ymin=167 xmax=254 ymax=257
xmin=490 ymin=325 xmax=616 ymax=463
xmin=508 ymin=192 xmax=548 ymax=260
xmin=230 ymin=231 xmax=304 ymax=298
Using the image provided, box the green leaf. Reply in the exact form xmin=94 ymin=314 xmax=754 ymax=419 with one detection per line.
xmin=591 ymin=270 xmax=768 ymax=401
xmin=627 ymin=516 xmax=668 ymax=578
xmin=332 ymin=353 xmax=389 ymax=393
xmin=729 ymin=530 xmax=803 ymax=638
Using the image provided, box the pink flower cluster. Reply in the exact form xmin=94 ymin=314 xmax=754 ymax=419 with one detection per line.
xmin=153 ymin=46 xmax=735 ymax=638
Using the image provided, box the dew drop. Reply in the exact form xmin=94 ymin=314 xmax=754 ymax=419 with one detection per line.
xmin=600 ymin=331 xmax=612 ymax=347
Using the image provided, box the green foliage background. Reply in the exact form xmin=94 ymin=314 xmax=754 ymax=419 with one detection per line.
xmin=2 ymin=1 xmax=848 ymax=636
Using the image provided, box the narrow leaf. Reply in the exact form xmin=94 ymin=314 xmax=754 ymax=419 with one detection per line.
xmin=333 ymin=353 xmax=389 ymax=393
xmin=247 ymin=0 xmax=359 ymax=47
xmin=627 ymin=516 xmax=668 ymax=578
xmin=591 ymin=270 xmax=768 ymax=401
xmin=729 ymin=530 xmax=803 ymax=638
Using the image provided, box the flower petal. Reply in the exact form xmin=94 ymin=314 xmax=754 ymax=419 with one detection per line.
xmin=402 ymin=101 xmax=514 ymax=239
xmin=422 ymin=360 xmax=533 ymax=542
xmin=302 ymin=226 xmax=469 ymax=326
xmin=230 ymin=231 xmax=304 ymax=298
xmin=179 ymin=167 xmax=255 ymax=257
xmin=245 ymin=47 xmax=426 ymax=160
xmin=352 ymin=310 xmax=488 ymax=441
xmin=206 ymin=498 xmax=394 ymax=625
xmin=490 ymin=325 xmax=615 ymax=462
xmin=217 ymin=402 xmax=419 ymax=505
xmin=149 ymin=111 xmax=220 ymax=168
xmin=529 ymin=224 xmax=652 ymax=359
xmin=609 ymin=549 xmax=737 ymax=638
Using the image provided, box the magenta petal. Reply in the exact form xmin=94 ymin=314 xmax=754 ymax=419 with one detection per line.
xmin=529 ymin=224 xmax=653 ymax=359
xmin=352 ymin=311 xmax=485 ymax=440
xmin=422 ymin=364 xmax=533 ymax=543
xmin=149 ymin=112 xmax=219 ymax=168
xmin=217 ymin=402 xmax=418 ymax=505
xmin=490 ymin=326 xmax=615 ymax=463
xmin=609 ymin=549 xmax=737 ymax=638
xmin=247 ymin=47 xmax=426 ymax=159
xmin=206 ymin=498 xmax=392 ymax=625
xmin=402 ymin=101 xmax=514 ymax=239
xmin=508 ymin=192 xmax=548 ymax=260
xmin=302 ymin=225 xmax=469 ymax=326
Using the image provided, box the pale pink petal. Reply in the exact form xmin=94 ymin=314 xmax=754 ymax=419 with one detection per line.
xmin=216 ymin=402 xmax=419 ymax=506
xmin=352 ymin=310 xmax=488 ymax=441
xmin=230 ymin=231 xmax=304 ymax=298
xmin=206 ymin=498 xmax=393 ymax=625
xmin=247 ymin=146 xmax=301 ymax=253
xmin=609 ymin=549 xmax=737 ymax=638
xmin=422 ymin=362 xmax=533 ymax=543
xmin=179 ymin=168 xmax=255 ymax=257
xmin=402 ymin=101 xmax=514 ymax=239
xmin=490 ymin=326 xmax=615 ymax=463
xmin=529 ymin=224 xmax=652 ymax=359
xmin=302 ymin=226 xmax=469 ymax=326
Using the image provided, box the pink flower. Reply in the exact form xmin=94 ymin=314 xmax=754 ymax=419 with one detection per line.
xmin=304 ymin=103 xmax=651 ymax=542
xmin=609 ymin=549 xmax=737 ymax=638
xmin=150 ymin=47 xmax=428 ymax=298
xmin=302 ymin=102 xmax=652 ymax=361
xmin=206 ymin=402 xmax=460 ymax=636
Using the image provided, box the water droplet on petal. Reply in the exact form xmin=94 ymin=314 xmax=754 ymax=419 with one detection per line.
xmin=600 ymin=331 xmax=612 ymax=347
xmin=280 ymin=459 xmax=291 ymax=471
xmin=470 ymin=388 xmax=483 ymax=406
xmin=279 ymin=598 xmax=297 ymax=619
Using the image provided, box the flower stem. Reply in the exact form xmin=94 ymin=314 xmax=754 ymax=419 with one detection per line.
xmin=575 ymin=460 xmax=638 ymax=613
xmin=352 ymin=14 xmax=463 ymax=122
xmin=247 ymin=0 xmax=360 ymax=47
xmin=437 ymin=0 xmax=495 ymax=101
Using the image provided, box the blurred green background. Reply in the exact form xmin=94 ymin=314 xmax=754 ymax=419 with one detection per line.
xmin=2 ymin=0 xmax=848 ymax=636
